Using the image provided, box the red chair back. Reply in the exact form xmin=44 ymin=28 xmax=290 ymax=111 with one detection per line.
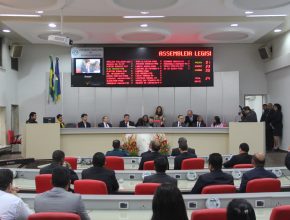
xmin=246 ymin=178 xmax=281 ymax=193
xmin=64 ymin=157 xmax=77 ymax=170
xmin=28 ymin=212 xmax=80 ymax=220
xmin=191 ymin=208 xmax=227 ymax=220
xmin=74 ymin=180 xmax=108 ymax=195
xmin=270 ymin=205 xmax=290 ymax=220
xmin=201 ymin=184 xmax=236 ymax=194
xmin=105 ymin=156 xmax=124 ymax=170
xmin=233 ymin=164 xmax=254 ymax=169
xmin=35 ymin=174 xmax=53 ymax=193
xmin=135 ymin=183 xmax=160 ymax=195
xmin=7 ymin=130 xmax=21 ymax=144
xmin=143 ymin=160 xmax=155 ymax=170
xmin=181 ymin=158 xmax=205 ymax=170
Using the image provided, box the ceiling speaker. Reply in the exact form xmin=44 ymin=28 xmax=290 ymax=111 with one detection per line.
xmin=258 ymin=46 xmax=272 ymax=60
xmin=10 ymin=45 xmax=23 ymax=58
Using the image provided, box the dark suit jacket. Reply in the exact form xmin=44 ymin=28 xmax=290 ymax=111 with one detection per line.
xmin=143 ymin=172 xmax=177 ymax=186
xmin=139 ymin=151 xmax=168 ymax=170
xmin=78 ymin=121 xmax=91 ymax=128
xmin=223 ymin=153 xmax=253 ymax=168
xmin=239 ymin=167 xmax=277 ymax=193
xmin=285 ymin=152 xmax=290 ymax=170
xmin=98 ymin=122 xmax=112 ymax=128
xmin=171 ymin=147 xmax=196 ymax=157
xmin=81 ymin=166 xmax=119 ymax=194
xmin=174 ymin=152 xmax=197 ymax=170
xmin=106 ymin=149 xmax=129 ymax=157
xmin=193 ymin=121 xmax=206 ymax=127
xmin=119 ymin=120 xmax=135 ymax=127
xmin=172 ymin=121 xmax=186 ymax=127
xmin=40 ymin=163 xmax=79 ymax=184
xmin=141 ymin=150 xmax=151 ymax=157
xmin=191 ymin=170 xmax=234 ymax=194
xmin=185 ymin=115 xmax=198 ymax=127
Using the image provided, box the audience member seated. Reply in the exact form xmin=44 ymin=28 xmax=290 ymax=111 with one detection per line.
xmin=172 ymin=115 xmax=186 ymax=127
xmin=0 ymin=169 xmax=32 ymax=219
xmin=223 ymin=143 xmax=252 ymax=168
xmin=139 ymin=140 xmax=168 ymax=170
xmin=152 ymin=183 xmax=188 ymax=220
xmin=191 ymin=153 xmax=234 ymax=194
xmin=143 ymin=157 xmax=177 ymax=186
xmin=119 ymin=114 xmax=135 ymax=127
xmin=34 ymin=166 xmax=90 ymax=220
xmin=154 ymin=106 xmax=165 ymax=127
xmin=26 ymin=112 xmax=37 ymax=124
xmin=98 ymin=116 xmax=112 ymax=128
xmin=148 ymin=116 xmax=156 ymax=127
xmin=40 ymin=150 xmax=78 ymax=184
xmin=193 ymin=115 xmax=206 ymax=127
xmin=239 ymin=152 xmax=277 ymax=193
xmin=81 ymin=152 xmax=119 ymax=194
xmin=56 ymin=114 xmax=65 ymax=128
xmin=240 ymin=106 xmax=258 ymax=122
xmin=174 ymin=137 xmax=197 ymax=170
xmin=211 ymin=116 xmax=224 ymax=128
xmin=106 ymin=140 xmax=129 ymax=157
xmin=185 ymin=109 xmax=198 ymax=127
xmin=136 ymin=115 xmax=150 ymax=127
xmin=227 ymin=199 xmax=256 ymax=220
xmin=78 ymin=113 xmax=91 ymax=128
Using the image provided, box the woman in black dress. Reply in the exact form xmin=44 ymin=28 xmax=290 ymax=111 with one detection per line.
xmin=270 ymin=103 xmax=283 ymax=151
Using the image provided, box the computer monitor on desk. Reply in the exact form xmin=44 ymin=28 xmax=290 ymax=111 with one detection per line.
xmin=43 ymin=117 xmax=55 ymax=123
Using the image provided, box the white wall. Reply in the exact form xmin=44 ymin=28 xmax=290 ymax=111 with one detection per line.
xmin=0 ymin=37 xmax=18 ymax=144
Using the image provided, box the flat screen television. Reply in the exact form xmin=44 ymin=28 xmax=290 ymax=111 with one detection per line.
xmin=43 ymin=117 xmax=56 ymax=123
xmin=75 ymin=58 xmax=101 ymax=74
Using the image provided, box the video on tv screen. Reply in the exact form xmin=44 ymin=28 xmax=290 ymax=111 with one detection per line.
xmin=75 ymin=58 xmax=101 ymax=74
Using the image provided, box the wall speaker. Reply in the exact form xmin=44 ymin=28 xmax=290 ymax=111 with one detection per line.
xmin=10 ymin=45 xmax=23 ymax=58
xmin=258 ymin=46 xmax=272 ymax=60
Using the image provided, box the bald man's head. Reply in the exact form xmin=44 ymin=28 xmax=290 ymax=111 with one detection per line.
xmin=252 ymin=153 xmax=265 ymax=167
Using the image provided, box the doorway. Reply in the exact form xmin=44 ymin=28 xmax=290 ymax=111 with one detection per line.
xmin=244 ymin=95 xmax=267 ymax=121
xmin=0 ymin=106 xmax=6 ymax=146
xmin=11 ymin=105 xmax=19 ymax=134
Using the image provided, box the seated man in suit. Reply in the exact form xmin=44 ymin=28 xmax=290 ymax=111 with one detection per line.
xmin=40 ymin=150 xmax=78 ymax=184
xmin=56 ymin=114 xmax=65 ymax=128
xmin=185 ymin=109 xmax=198 ymax=127
xmin=0 ymin=169 xmax=32 ymax=219
xmin=174 ymin=137 xmax=197 ymax=170
xmin=106 ymin=140 xmax=129 ymax=157
xmin=139 ymin=140 xmax=168 ymax=170
xmin=34 ymin=166 xmax=90 ymax=220
xmin=81 ymin=152 xmax=119 ymax=194
xmin=172 ymin=115 xmax=186 ymax=127
xmin=193 ymin=115 xmax=206 ymax=127
xmin=78 ymin=113 xmax=91 ymax=128
xmin=98 ymin=115 xmax=112 ymax=128
xmin=119 ymin=114 xmax=135 ymax=127
xmin=171 ymin=137 xmax=196 ymax=156
xmin=223 ymin=143 xmax=252 ymax=168
xmin=191 ymin=153 xmax=234 ymax=194
xmin=26 ymin=112 xmax=37 ymax=124
xmin=143 ymin=157 xmax=177 ymax=186
xmin=239 ymin=152 xmax=276 ymax=192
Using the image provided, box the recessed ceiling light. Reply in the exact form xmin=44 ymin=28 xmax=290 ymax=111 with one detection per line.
xmin=140 ymin=24 xmax=148 ymax=28
xmin=36 ymin=10 xmax=44 ymax=14
xmin=0 ymin=14 xmax=41 ymax=17
xmin=246 ymin=14 xmax=287 ymax=17
xmin=123 ymin=15 xmax=165 ymax=19
xmin=140 ymin=11 xmax=149 ymax=15
xmin=245 ymin=11 xmax=253 ymax=14
xmin=48 ymin=23 xmax=57 ymax=28
xmin=2 ymin=29 xmax=11 ymax=33
xmin=230 ymin=23 xmax=238 ymax=27
xmin=274 ymin=29 xmax=282 ymax=33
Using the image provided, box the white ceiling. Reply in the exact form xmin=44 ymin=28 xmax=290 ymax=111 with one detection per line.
xmin=0 ymin=0 xmax=290 ymax=44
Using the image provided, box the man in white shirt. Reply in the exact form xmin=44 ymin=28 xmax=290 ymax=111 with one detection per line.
xmin=0 ymin=169 xmax=32 ymax=220
xmin=98 ymin=116 xmax=112 ymax=128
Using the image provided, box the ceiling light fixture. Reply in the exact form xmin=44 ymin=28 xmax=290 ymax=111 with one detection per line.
xmin=2 ymin=29 xmax=11 ymax=33
xmin=140 ymin=24 xmax=148 ymax=28
xmin=48 ymin=23 xmax=57 ymax=28
xmin=245 ymin=11 xmax=253 ymax=14
xmin=36 ymin=10 xmax=44 ymax=14
xmin=140 ymin=11 xmax=150 ymax=15
xmin=274 ymin=29 xmax=282 ymax=33
xmin=230 ymin=23 xmax=238 ymax=27
xmin=0 ymin=14 xmax=41 ymax=17
xmin=123 ymin=15 xmax=165 ymax=19
xmin=246 ymin=14 xmax=286 ymax=17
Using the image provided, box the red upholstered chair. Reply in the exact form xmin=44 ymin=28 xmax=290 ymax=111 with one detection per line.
xmin=201 ymin=184 xmax=236 ymax=194
xmin=28 ymin=212 xmax=80 ymax=220
xmin=64 ymin=157 xmax=77 ymax=170
xmin=35 ymin=174 xmax=53 ymax=193
xmin=7 ymin=130 xmax=21 ymax=146
xmin=135 ymin=183 xmax=160 ymax=195
xmin=74 ymin=180 xmax=108 ymax=195
xmin=246 ymin=178 xmax=281 ymax=193
xmin=105 ymin=156 xmax=124 ymax=170
xmin=143 ymin=160 xmax=155 ymax=170
xmin=191 ymin=208 xmax=227 ymax=220
xmin=181 ymin=158 xmax=205 ymax=170
xmin=233 ymin=164 xmax=254 ymax=169
xmin=270 ymin=205 xmax=290 ymax=220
